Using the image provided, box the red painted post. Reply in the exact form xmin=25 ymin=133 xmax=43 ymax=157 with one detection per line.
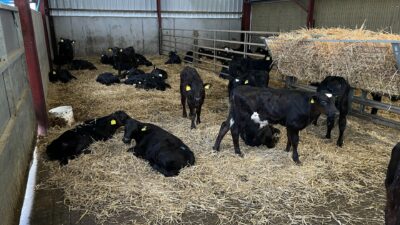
xmin=157 ymin=0 xmax=162 ymax=55
xmin=43 ymin=0 xmax=58 ymax=60
xmin=38 ymin=0 xmax=53 ymax=68
xmin=15 ymin=0 xmax=48 ymax=136
xmin=241 ymin=0 xmax=251 ymax=31
xmin=307 ymin=0 xmax=315 ymax=28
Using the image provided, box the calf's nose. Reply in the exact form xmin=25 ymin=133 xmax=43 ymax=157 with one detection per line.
xmin=122 ymin=137 xmax=131 ymax=144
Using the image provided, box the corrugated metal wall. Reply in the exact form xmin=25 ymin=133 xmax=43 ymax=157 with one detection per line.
xmin=251 ymin=0 xmax=307 ymax=32
xmin=314 ymin=0 xmax=400 ymax=32
xmin=48 ymin=0 xmax=243 ymax=56
xmin=251 ymin=0 xmax=400 ymax=33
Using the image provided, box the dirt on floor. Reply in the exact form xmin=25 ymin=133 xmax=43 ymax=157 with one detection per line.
xmin=35 ymin=55 xmax=400 ymax=225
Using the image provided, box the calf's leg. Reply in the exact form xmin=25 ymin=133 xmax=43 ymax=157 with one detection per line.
xmin=285 ymin=129 xmax=292 ymax=152
xmin=231 ymin=123 xmax=243 ymax=157
xmin=288 ymin=128 xmax=301 ymax=164
xmin=196 ymin=105 xmax=202 ymax=125
xmin=189 ymin=105 xmax=196 ymax=129
xmin=337 ymin=114 xmax=347 ymax=147
xmin=213 ymin=120 xmax=230 ymax=151
xmin=181 ymin=94 xmax=187 ymax=118
xmin=325 ymin=116 xmax=335 ymax=139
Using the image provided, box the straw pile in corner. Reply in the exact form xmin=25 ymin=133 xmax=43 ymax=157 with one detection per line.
xmin=268 ymin=28 xmax=400 ymax=95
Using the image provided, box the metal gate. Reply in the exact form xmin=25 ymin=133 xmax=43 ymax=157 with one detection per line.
xmin=160 ymin=28 xmax=400 ymax=129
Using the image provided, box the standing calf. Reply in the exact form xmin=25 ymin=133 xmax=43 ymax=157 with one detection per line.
xmin=213 ymin=86 xmax=338 ymax=163
xmin=180 ymin=67 xmax=211 ymax=129
xmin=122 ymin=118 xmax=195 ymax=177
xmin=313 ymin=76 xmax=350 ymax=147
xmin=385 ymin=142 xmax=400 ymax=225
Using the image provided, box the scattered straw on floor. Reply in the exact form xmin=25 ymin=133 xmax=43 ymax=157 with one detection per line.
xmin=268 ymin=28 xmax=400 ymax=95
xmin=37 ymin=55 xmax=399 ymax=224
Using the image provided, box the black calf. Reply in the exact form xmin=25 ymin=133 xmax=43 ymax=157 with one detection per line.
xmin=371 ymin=92 xmax=400 ymax=115
xmin=198 ymin=48 xmax=214 ymax=59
xmin=124 ymin=73 xmax=171 ymax=91
xmin=180 ymin=66 xmax=211 ymax=129
xmin=135 ymin=53 xmax=153 ymax=66
xmin=48 ymin=69 xmax=76 ymax=83
xmin=227 ymin=70 xmax=269 ymax=96
xmin=213 ymin=86 xmax=338 ymax=163
xmin=385 ymin=142 xmax=400 ymax=225
xmin=150 ymin=67 xmax=168 ymax=80
xmin=54 ymin=38 xmax=75 ymax=65
xmin=96 ymin=73 xmax=120 ymax=86
xmin=46 ymin=111 xmax=129 ymax=165
xmin=165 ymin=51 xmax=181 ymax=64
xmin=313 ymin=76 xmax=351 ymax=147
xmin=122 ymin=118 xmax=195 ymax=177
xmin=68 ymin=59 xmax=97 ymax=70
xmin=184 ymin=51 xmax=194 ymax=62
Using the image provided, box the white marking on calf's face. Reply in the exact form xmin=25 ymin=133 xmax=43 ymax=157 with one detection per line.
xmin=230 ymin=118 xmax=234 ymax=127
xmin=325 ymin=93 xmax=333 ymax=98
xmin=251 ymin=112 xmax=269 ymax=128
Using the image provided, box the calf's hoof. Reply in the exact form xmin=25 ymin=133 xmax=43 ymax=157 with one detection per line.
xmin=212 ymin=145 xmax=220 ymax=152
xmin=325 ymin=134 xmax=331 ymax=139
xmin=182 ymin=113 xmax=187 ymax=118
xmin=294 ymin=159 xmax=302 ymax=165
xmin=337 ymin=140 xmax=344 ymax=147
xmin=235 ymin=151 xmax=244 ymax=158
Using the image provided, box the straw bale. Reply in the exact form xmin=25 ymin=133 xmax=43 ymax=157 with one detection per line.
xmin=37 ymin=55 xmax=400 ymax=224
xmin=268 ymin=28 xmax=400 ymax=95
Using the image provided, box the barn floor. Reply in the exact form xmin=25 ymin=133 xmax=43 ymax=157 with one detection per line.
xmin=30 ymin=55 xmax=400 ymax=225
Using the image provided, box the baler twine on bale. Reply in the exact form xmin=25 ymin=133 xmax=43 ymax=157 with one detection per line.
xmin=267 ymin=28 xmax=400 ymax=95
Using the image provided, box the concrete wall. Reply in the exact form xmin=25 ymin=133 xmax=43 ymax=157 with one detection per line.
xmin=0 ymin=6 xmax=38 ymax=225
xmin=31 ymin=10 xmax=50 ymax=96
xmin=52 ymin=16 xmax=159 ymax=56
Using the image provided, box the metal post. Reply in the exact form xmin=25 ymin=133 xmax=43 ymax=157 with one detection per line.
xmin=157 ymin=0 xmax=162 ymax=55
xmin=173 ymin=28 xmax=177 ymax=52
xmin=43 ymin=0 xmax=57 ymax=61
xmin=359 ymin=90 xmax=367 ymax=113
xmin=15 ymin=0 xmax=48 ymax=136
xmin=38 ymin=0 xmax=52 ymax=68
xmin=244 ymin=32 xmax=248 ymax=58
xmin=213 ymin=31 xmax=216 ymax=73
xmin=348 ymin=88 xmax=355 ymax=113
xmin=193 ymin=30 xmax=199 ymax=66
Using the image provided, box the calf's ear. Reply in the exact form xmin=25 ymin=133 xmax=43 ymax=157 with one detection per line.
xmin=204 ymin=83 xmax=211 ymax=90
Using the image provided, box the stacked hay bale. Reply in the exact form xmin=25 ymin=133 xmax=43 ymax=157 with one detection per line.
xmin=267 ymin=28 xmax=400 ymax=95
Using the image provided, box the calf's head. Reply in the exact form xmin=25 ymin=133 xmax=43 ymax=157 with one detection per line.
xmin=184 ymin=83 xmax=211 ymax=107
xmin=310 ymin=92 xmax=338 ymax=118
xmin=109 ymin=110 xmax=130 ymax=127
xmin=122 ymin=119 xmax=142 ymax=144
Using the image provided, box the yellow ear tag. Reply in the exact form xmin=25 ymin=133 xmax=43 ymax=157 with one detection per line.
xmin=244 ymin=80 xmax=249 ymax=84
xmin=266 ymin=57 xmax=270 ymax=60
xmin=60 ymin=39 xmax=64 ymax=43
xmin=141 ymin=126 xmax=147 ymax=132
xmin=110 ymin=119 xmax=117 ymax=125
xmin=108 ymin=49 xmax=112 ymax=52
xmin=204 ymin=84 xmax=211 ymax=90
xmin=310 ymin=99 xmax=315 ymax=104
xmin=52 ymin=71 xmax=56 ymax=74
xmin=120 ymin=49 xmax=123 ymax=52
xmin=185 ymin=85 xmax=191 ymax=91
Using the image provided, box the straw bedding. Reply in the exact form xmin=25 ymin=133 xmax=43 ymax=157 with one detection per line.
xmin=268 ymin=28 xmax=400 ymax=95
xmin=37 ymin=55 xmax=400 ymax=224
